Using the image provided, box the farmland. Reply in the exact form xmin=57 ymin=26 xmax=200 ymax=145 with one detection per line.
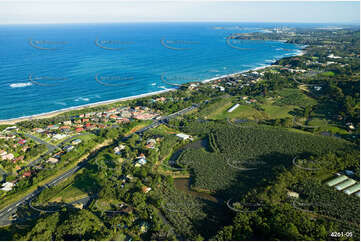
xmin=176 ymin=122 xmax=357 ymax=197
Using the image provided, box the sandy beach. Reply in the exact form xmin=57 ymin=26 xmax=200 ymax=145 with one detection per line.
xmin=0 ymin=89 xmax=175 ymax=125
xmin=0 ymin=48 xmax=305 ymax=126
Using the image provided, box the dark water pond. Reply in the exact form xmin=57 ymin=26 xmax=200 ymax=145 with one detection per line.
xmin=174 ymin=178 xmax=220 ymax=204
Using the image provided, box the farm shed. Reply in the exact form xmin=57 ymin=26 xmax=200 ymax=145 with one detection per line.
xmin=343 ymin=183 xmax=360 ymax=195
xmin=227 ymin=103 xmax=240 ymax=113
xmin=335 ymin=179 xmax=356 ymax=191
xmin=325 ymin=175 xmax=348 ymax=187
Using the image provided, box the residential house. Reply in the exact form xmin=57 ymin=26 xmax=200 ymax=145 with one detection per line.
xmin=75 ymin=127 xmax=84 ymax=132
xmin=135 ymin=154 xmax=147 ymax=167
xmin=145 ymin=139 xmax=156 ymax=149
xmin=287 ymin=191 xmax=299 ymax=199
xmin=346 ymin=122 xmax=355 ymax=130
xmin=33 ymin=128 xmax=45 ymax=133
xmin=53 ymin=134 xmax=67 ymax=140
xmin=60 ymin=126 xmax=71 ymax=132
xmin=72 ymin=139 xmax=82 ymax=145
xmin=114 ymin=144 xmax=126 ymax=155
xmin=13 ymin=155 xmax=24 ymax=163
xmin=18 ymin=139 xmax=27 ymax=145
xmin=22 ymin=171 xmax=32 ymax=178
xmin=47 ymin=157 xmax=59 ymax=164
xmin=142 ymin=186 xmax=152 ymax=193
xmin=63 ymin=120 xmax=72 ymax=126
xmin=64 ymin=145 xmax=74 ymax=152
xmin=48 ymin=125 xmax=59 ymax=130
xmin=1 ymin=182 xmax=14 ymax=191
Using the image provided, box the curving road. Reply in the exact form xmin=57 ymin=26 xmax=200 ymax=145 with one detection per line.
xmin=10 ymin=132 xmax=60 ymax=169
xmin=14 ymin=132 xmax=60 ymax=152
xmin=0 ymin=104 xmax=200 ymax=227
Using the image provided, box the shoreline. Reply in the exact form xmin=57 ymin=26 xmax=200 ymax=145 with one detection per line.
xmin=0 ymin=49 xmax=305 ymax=125
xmin=0 ymin=89 xmax=175 ymax=125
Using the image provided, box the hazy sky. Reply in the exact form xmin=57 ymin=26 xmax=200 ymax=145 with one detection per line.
xmin=0 ymin=0 xmax=359 ymax=24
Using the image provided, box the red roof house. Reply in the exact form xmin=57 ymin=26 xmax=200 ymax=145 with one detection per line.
xmin=75 ymin=127 xmax=84 ymax=132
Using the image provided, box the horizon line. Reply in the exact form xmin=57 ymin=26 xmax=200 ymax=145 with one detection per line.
xmin=0 ymin=21 xmax=359 ymax=26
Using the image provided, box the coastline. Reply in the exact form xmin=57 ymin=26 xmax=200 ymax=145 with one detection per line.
xmin=0 ymin=49 xmax=305 ymax=125
xmin=0 ymin=89 xmax=175 ymax=125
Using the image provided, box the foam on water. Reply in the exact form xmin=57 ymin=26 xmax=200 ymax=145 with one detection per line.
xmin=0 ymin=22 xmax=303 ymax=120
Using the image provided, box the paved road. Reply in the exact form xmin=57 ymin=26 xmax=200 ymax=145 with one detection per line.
xmin=10 ymin=132 xmax=61 ymax=168
xmin=0 ymin=104 xmax=200 ymax=227
xmin=0 ymin=160 xmax=87 ymax=226
xmin=135 ymin=103 xmax=200 ymax=134
xmin=19 ymin=133 xmax=59 ymax=152
xmin=58 ymin=133 xmax=89 ymax=148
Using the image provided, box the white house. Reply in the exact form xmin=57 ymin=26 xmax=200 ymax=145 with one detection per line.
xmin=135 ymin=158 xmax=147 ymax=167
xmin=1 ymin=182 xmax=14 ymax=191
xmin=53 ymin=134 xmax=67 ymax=140
xmin=72 ymin=139 xmax=82 ymax=145
xmin=176 ymin=133 xmax=192 ymax=140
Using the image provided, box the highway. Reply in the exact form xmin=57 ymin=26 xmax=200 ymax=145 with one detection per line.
xmin=0 ymin=159 xmax=88 ymax=226
xmin=0 ymin=104 xmax=199 ymax=227
xmin=135 ymin=103 xmax=199 ymax=134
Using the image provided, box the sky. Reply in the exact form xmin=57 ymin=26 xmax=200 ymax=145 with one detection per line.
xmin=0 ymin=0 xmax=359 ymax=24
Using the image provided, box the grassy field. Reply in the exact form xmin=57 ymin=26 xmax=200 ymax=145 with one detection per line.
xmin=199 ymin=96 xmax=262 ymax=120
xmin=0 ymin=138 xmax=111 ymax=211
xmin=260 ymin=103 xmax=297 ymax=119
xmin=33 ymin=169 xmax=88 ymax=205
xmin=94 ymin=198 xmax=124 ymax=211
xmin=273 ymin=88 xmax=317 ymax=107
xmin=124 ymin=121 xmax=153 ymax=136
xmin=198 ymin=88 xmax=318 ymax=122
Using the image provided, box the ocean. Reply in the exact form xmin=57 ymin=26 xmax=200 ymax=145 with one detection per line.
xmin=0 ymin=22 xmax=303 ymax=120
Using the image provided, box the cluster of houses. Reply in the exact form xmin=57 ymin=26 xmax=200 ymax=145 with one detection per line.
xmin=114 ymin=133 xmax=191 ymax=169
xmin=0 ymin=150 xmax=15 ymax=161
xmin=0 ymin=130 xmax=30 ymax=166
xmin=48 ymin=138 xmax=83 ymax=165
xmin=0 ymin=137 xmax=84 ymax=192
xmin=0 ymin=130 xmax=37 ymax=191
xmin=210 ymin=84 xmax=225 ymax=92
xmin=31 ymin=106 xmax=160 ymax=138
xmin=0 ymin=169 xmax=33 ymax=192
xmin=208 ymin=70 xmax=265 ymax=92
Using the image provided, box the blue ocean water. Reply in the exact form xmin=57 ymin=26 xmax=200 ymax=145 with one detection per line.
xmin=0 ymin=22 xmax=303 ymax=120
